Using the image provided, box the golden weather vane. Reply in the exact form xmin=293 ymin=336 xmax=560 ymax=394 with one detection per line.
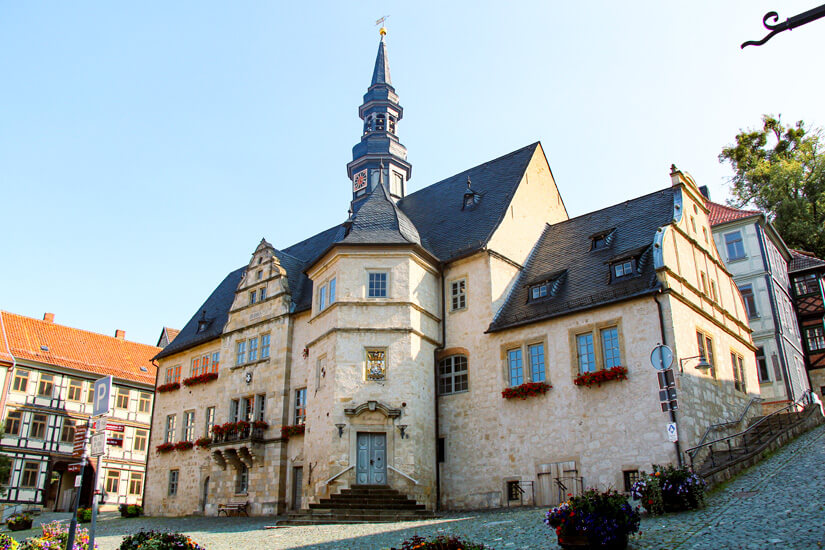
xmin=376 ymin=15 xmax=389 ymax=37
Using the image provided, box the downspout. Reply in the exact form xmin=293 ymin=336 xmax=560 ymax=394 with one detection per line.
xmin=432 ymin=263 xmax=446 ymax=512
xmin=0 ymin=312 xmax=17 ymax=417
xmin=654 ymin=289 xmax=683 ymax=467
xmin=143 ymin=358 xmax=161 ymax=514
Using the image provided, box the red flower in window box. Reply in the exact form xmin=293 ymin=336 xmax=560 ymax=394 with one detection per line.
xmin=174 ymin=441 xmax=194 ymax=451
xmin=280 ymin=424 xmax=306 ymax=440
xmin=573 ymin=366 xmax=629 ymax=388
xmin=501 ymin=381 xmax=552 ymax=400
xmin=182 ymin=372 xmax=219 ymax=387
xmin=157 ymin=382 xmax=180 ymax=393
xmin=252 ymin=420 xmax=269 ymax=430
xmin=156 ymin=442 xmax=175 ymax=453
xmin=195 ymin=436 xmax=212 ymax=448
xmin=236 ymin=420 xmax=250 ymax=430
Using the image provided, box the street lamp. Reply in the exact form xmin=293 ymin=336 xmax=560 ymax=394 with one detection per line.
xmin=679 ymin=355 xmax=711 ymax=374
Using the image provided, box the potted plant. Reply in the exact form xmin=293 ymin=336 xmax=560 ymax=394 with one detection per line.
xmin=391 ymin=534 xmax=492 ymax=549
xmin=156 ymin=382 xmax=181 ymax=393
xmin=195 ymin=436 xmax=212 ymax=448
xmin=631 ymin=464 xmax=706 ymax=515
xmin=118 ymin=504 xmax=143 ymax=518
xmin=0 ymin=533 xmax=19 ymax=550
xmin=7 ymin=513 xmax=32 ymax=531
xmin=78 ymin=507 xmax=92 ymax=523
xmin=573 ymin=366 xmax=628 ymax=388
xmin=252 ymin=420 xmax=269 ymax=430
xmin=501 ymin=381 xmax=552 ymax=400
xmin=545 ymin=488 xmax=640 ymax=549
xmin=174 ymin=441 xmax=194 ymax=451
xmin=182 ymin=372 xmax=219 ymax=387
xmin=280 ymin=424 xmax=306 ymax=439
xmin=119 ymin=530 xmax=204 ymax=550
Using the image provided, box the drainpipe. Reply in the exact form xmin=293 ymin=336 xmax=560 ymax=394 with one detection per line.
xmin=654 ymin=290 xmax=683 ymax=467
xmin=432 ymin=263 xmax=446 ymax=512
xmin=143 ymin=359 xmax=161 ymax=514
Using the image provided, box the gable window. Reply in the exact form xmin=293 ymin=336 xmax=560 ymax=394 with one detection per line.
xmin=365 ymin=349 xmax=386 ymax=380
xmin=756 ymin=347 xmax=770 ymax=382
xmin=794 ymin=273 xmax=820 ymax=296
xmin=248 ymin=337 xmax=259 ymax=362
xmin=37 ymin=374 xmax=54 ymax=397
xmin=438 ymin=355 xmax=469 ymax=395
xmin=116 ymin=388 xmax=130 ymax=410
xmin=451 ymin=279 xmax=467 ymax=311
xmin=806 ymin=326 xmax=825 ymax=351
xmin=31 ymin=413 xmax=47 ymax=439
xmin=528 ymin=343 xmax=546 ymax=382
xmin=183 ymin=410 xmax=195 ymax=442
xmin=236 ymin=341 xmax=246 ymax=366
xmin=21 ymin=461 xmax=40 ymax=488
xmin=368 ymin=272 xmax=388 ymax=298
xmin=590 ymin=229 xmax=614 ymax=250
xmin=261 ymin=334 xmax=271 ymax=359
xmin=11 ymin=369 xmax=29 ymax=392
xmin=576 ymin=333 xmax=596 ymax=373
xmin=507 ymin=349 xmax=524 ymax=386
xmin=165 ymin=366 xmax=181 ymax=384
xmin=725 ymin=231 xmax=746 ymax=261
xmin=249 ymin=290 xmax=257 ymax=305
xmin=134 ymin=429 xmax=148 ymax=452
xmin=165 ymin=414 xmax=176 ymax=443
xmin=294 ymin=388 xmax=307 ymax=425
xmin=168 ymin=470 xmax=179 ymax=496
xmin=731 ymin=352 xmax=746 ymax=393
xmin=601 ymin=327 xmax=621 ymax=368
xmin=738 ymin=284 xmax=758 ymax=319
xmin=5 ymin=411 xmax=22 ymax=436
xmin=138 ymin=392 xmax=152 ymax=414
xmin=531 ymin=283 xmax=549 ymax=300
xmin=256 ymin=270 xmax=262 ymax=280
xmin=67 ymin=379 xmax=83 ymax=401
xmin=696 ymin=331 xmax=715 ymax=377
xmin=612 ymin=260 xmax=635 ymax=280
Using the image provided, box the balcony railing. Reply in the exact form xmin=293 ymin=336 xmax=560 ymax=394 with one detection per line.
xmin=211 ymin=426 xmax=264 ymax=445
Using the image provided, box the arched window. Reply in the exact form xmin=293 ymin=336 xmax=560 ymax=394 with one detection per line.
xmin=438 ymin=355 xmax=468 ymax=395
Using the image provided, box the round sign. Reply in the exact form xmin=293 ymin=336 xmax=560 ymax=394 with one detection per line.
xmin=650 ymin=344 xmax=674 ymax=371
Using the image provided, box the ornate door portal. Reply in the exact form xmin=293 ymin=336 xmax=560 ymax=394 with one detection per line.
xmin=356 ymin=432 xmax=387 ymax=485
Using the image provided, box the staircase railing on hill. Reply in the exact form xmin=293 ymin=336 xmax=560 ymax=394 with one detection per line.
xmin=689 ymin=396 xmax=763 ymax=460
xmin=685 ymin=390 xmax=815 ymax=471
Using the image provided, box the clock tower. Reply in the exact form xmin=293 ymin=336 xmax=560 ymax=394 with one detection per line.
xmin=347 ymin=29 xmax=412 ymax=206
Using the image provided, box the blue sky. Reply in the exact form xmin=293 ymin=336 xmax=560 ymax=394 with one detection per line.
xmin=2 ymin=1 xmax=823 ymax=346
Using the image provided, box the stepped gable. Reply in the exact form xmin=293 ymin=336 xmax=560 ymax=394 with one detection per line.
xmin=789 ymin=249 xmax=825 ymax=273
xmin=0 ymin=311 xmax=158 ymax=385
xmin=397 ymin=142 xmax=539 ymax=262
xmin=488 ymin=187 xmax=676 ymax=332
xmin=705 ymin=199 xmax=761 ymax=226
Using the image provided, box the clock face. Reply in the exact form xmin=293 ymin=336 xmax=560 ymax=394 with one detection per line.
xmin=353 ymin=169 xmax=368 ymax=192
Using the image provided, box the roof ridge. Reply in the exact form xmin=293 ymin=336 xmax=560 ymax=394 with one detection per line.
xmin=551 ymin=188 xmax=673 ymax=226
xmin=706 ymin=199 xmax=760 ymax=214
xmin=0 ymin=310 xmax=159 ymax=349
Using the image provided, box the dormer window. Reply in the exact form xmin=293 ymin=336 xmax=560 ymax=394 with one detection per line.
xmin=531 ymin=283 xmax=549 ymax=300
xmin=196 ymin=311 xmax=210 ymax=333
xmin=528 ymin=270 xmax=566 ymax=302
xmin=590 ymin=229 xmax=616 ymax=250
xmin=612 ymin=259 xmax=635 ymax=279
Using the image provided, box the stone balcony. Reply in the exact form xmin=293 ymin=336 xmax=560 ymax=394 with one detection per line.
xmin=210 ymin=426 xmax=264 ymax=469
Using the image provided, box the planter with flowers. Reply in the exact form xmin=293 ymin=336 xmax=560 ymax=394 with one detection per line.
xmin=182 ymin=372 xmax=219 ymax=388
xmin=545 ymin=488 xmax=640 ymax=549
xmin=156 ymin=442 xmax=175 ymax=454
xmin=195 ymin=436 xmax=212 ymax=449
xmin=631 ymin=464 xmax=706 ymax=515
xmin=501 ymin=381 xmax=552 ymax=400
xmin=281 ymin=424 xmax=306 ymax=440
xmin=7 ymin=513 xmax=32 ymax=531
xmin=174 ymin=441 xmax=194 ymax=451
xmin=573 ymin=366 xmax=628 ymax=388
xmin=156 ymin=382 xmax=181 ymax=393
xmin=252 ymin=420 xmax=269 ymax=430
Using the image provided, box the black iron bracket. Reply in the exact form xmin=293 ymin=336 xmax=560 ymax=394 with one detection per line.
xmin=741 ymin=3 xmax=825 ymax=48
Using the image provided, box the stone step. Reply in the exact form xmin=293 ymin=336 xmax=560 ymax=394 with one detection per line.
xmin=309 ymin=501 xmax=426 ymax=511
xmin=279 ymin=511 xmax=438 ymax=526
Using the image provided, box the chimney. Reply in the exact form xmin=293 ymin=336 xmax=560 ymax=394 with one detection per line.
xmin=43 ymin=313 xmax=55 ymax=323
xmin=115 ymin=329 xmax=126 ymax=340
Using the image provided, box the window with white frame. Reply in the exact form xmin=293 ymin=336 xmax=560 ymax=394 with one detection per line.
xmin=601 ymin=328 xmax=621 ymax=368
xmin=576 ymin=333 xmax=596 ymax=373
xmin=438 ymin=355 xmax=468 ymax=395
xmin=211 ymin=351 xmax=220 ymax=372
xmin=329 ymin=277 xmax=336 ymax=304
xmin=165 ymin=414 xmax=176 ymax=443
xmin=165 ymin=365 xmax=181 ymax=384
xmin=192 ymin=354 xmax=210 ymax=376
xmin=507 ymin=348 xmax=524 ymax=386
xmin=451 ymin=279 xmax=466 ymax=311
xmin=248 ymin=337 xmax=259 ymax=362
xmin=794 ymin=273 xmax=819 ymax=296
xmin=368 ymin=272 xmax=387 ymax=298
xmin=611 ymin=260 xmax=635 ymax=280
xmin=183 ymin=410 xmax=195 ymax=442
xmin=528 ymin=343 xmax=546 ymax=382
xmin=134 ymin=429 xmax=148 ymax=452
xmin=168 ymin=470 xmax=179 ymax=496
xmin=725 ymin=231 xmax=746 ymax=261
xmin=731 ymin=352 xmax=746 ymax=393
xmin=205 ymin=406 xmax=215 ymax=435
xmin=294 ymin=388 xmax=306 ymax=425
xmin=236 ymin=341 xmax=246 ymax=366
xmin=319 ymin=284 xmax=327 ymax=311
xmin=261 ymin=334 xmax=270 ymax=359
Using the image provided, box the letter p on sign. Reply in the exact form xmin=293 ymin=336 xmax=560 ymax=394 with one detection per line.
xmin=93 ymin=375 xmax=113 ymax=417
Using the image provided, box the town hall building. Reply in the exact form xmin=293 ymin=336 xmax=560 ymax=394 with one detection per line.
xmin=144 ymin=32 xmax=760 ymax=515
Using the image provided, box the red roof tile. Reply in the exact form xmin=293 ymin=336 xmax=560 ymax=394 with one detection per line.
xmin=705 ymin=200 xmax=762 ymax=226
xmin=0 ymin=311 xmax=158 ymax=385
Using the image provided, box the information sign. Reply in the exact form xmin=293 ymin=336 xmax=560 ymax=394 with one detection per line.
xmin=90 ymin=433 xmax=106 ymax=457
xmin=666 ymin=422 xmax=679 ymax=442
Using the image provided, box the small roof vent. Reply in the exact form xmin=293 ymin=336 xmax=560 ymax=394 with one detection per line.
xmin=139 ymin=366 xmax=149 ymax=372
xmin=196 ymin=310 xmax=211 ymax=333
xmin=40 ymin=345 xmax=49 ymax=352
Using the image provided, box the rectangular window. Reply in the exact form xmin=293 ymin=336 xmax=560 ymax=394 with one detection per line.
xmin=230 ymin=399 xmax=239 ymax=423
xmin=87 ymin=384 xmax=95 ymax=403
xmin=165 ymin=365 xmax=181 ymax=384
xmin=5 ymin=411 xmax=22 ymax=436
xmin=697 ymin=331 xmax=715 ymax=377
xmin=168 ymin=470 xmax=179 ymax=496
xmin=242 ymin=396 xmax=254 ymax=422
xmin=259 ymin=286 xmax=266 ymax=300
xmin=530 ymin=283 xmax=548 ymax=300
xmin=451 ymin=279 xmax=467 ymax=311
xmin=261 ymin=334 xmax=270 ymax=359
xmin=329 ymin=278 xmax=336 ymax=304
xmin=128 ymin=472 xmax=143 ymax=496
xmin=577 ymin=333 xmax=596 ymax=373
xmin=60 ymin=419 xmax=75 ymax=443
xmin=191 ymin=354 xmax=210 ymax=376
xmin=368 ymin=272 xmax=387 ymax=298
xmin=366 ymin=349 xmax=386 ymax=380
xmin=183 ymin=411 xmax=195 ymax=442
xmin=133 ymin=429 xmax=148 ymax=452
xmin=205 ymin=406 xmax=216 ymax=435
xmin=236 ymin=341 xmax=246 ymax=366
xmin=794 ymin=273 xmax=819 ymax=296
xmin=11 ymin=369 xmax=29 ymax=392
xmin=438 ymin=355 xmax=469 ymax=395
xmin=612 ymin=260 xmax=634 ymax=279
xmin=236 ymin=464 xmax=248 ymax=494
xmin=248 ymin=337 xmax=259 ymax=362
xmin=507 ymin=348 xmax=524 ymax=386
xmin=255 ymin=394 xmax=266 ymax=422
xmin=212 ymin=351 xmax=220 ymax=373
xmin=21 ymin=461 xmax=39 ymax=488
xmin=138 ymin=392 xmax=152 ymax=414
xmin=528 ymin=344 xmax=545 ymax=383
xmin=105 ymin=470 xmax=120 ymax=494
xmin=31 ymin=413 xmax=47 ymax=439
xmin=739 ymin=284 xmax=758 ymax=319
xmin=37 ymin=374 xmax=54 ymax=397
xmin=294 ymin=388 xmax=307 ymax=425
xmin=732 ymin=352 xmax=746 ymax=393
xmin=256 ymin=269 xmax=262 ymax=280
xmin=623 ymin=470 xmax=640 ymax=493
xmin=249 ymin=290 xmax=257 ymax=304
xmin=116 ymin=388 xmax=130 ymax=410
xmin=807 ymin=326 xmax=825 ymax=351
xmin=165 ymin=414 xmax=176 ymax=443
xmin=725 ymin=231 xmax=746 ymax=260
xmin=67 ymin=379 xmax=83 ymax=401
xmin=601 ymin=327 xmax=621 ymax=368
xmin=756 ymin=347 xmax=770 ymax=382
xmin=319 ymin=285 xmax=327 ymax=311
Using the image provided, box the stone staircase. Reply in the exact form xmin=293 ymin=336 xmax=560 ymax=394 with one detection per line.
xmin=278 ymin=485 xmax=437 ymax=525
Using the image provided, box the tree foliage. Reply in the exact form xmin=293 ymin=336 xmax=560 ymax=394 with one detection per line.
xmin=719 ymin=115 xmax=825 ymax=259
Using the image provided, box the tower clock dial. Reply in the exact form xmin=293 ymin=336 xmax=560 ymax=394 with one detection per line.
xmin=353 ymin=170 xmax=368 ymax=192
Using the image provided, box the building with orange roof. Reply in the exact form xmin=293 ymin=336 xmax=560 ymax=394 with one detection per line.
xmin=0 ymin=310 xmax=158 ymax=512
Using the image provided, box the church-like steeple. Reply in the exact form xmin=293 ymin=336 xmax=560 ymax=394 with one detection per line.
xmin=347 ymin=30 xmax=412 ymax=205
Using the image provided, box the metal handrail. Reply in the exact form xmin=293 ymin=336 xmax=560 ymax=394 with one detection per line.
xmin=388 ymin=465 xmax=419 ymax=485
xmin=323 ymin=465 xmax=354 ymax=486
xmin=688 ymin=396 xmax=763 ymax=459
xmin=685 ymin=390 xmax=814 ymax=469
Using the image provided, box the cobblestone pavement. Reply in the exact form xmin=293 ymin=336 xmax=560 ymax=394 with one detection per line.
xmin=8 ymin=424 xmax=825 ymax=549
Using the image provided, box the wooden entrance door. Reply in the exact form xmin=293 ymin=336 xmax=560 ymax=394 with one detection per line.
xmin=356 ymin=432 xmax=387 ymax=485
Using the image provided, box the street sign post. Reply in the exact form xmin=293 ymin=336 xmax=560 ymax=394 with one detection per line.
xmin=649 ymin=344 xmax=683 ymax=467
xmin=92 ymin=376 xmax=112 ymax=417
xmin=650 ymin=344 xmax=674 ymax=371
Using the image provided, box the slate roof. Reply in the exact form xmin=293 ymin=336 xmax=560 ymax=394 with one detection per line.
xmin=160 ymin=143 xmax=540 ymax=358
xmin=705 ymin=200 xmax=761 ymax=226
xmin=0 ymin=311 xmax=159 ymax=385
xmin=371 ymin=39 xmax=391 ymax=86
xmin=789 ymin=249 xmax=825 ymax=273
xmin=488 ymin=187 xmax=677 ymax=332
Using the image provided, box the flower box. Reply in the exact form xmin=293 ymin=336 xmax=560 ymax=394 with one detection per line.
xmin=573 ymin=366 xmax=628 ymax=388
xmin=252 ymin=420 xmax=269 ymax=430
xmin=174 ymin=441 xmax=194 ymax=451
xmin=195 ymin=436 xmax=212 ymax=448
xmin=182 ymin=372 xmax=219 ymax=387
xmin=281 ymin=424 xmax=306 ymax=439
xmin=545 ymin=488 xmax=639 ymax=549
xmin=501 ymin=381 xmax=552 ymax=400
xmin=7 ymin=513 xmax=32 ymax=531
xmin=157 ymin=382 xmax=181 ymax=393
xmin=156 ymin=442 xmax=175 ymax=453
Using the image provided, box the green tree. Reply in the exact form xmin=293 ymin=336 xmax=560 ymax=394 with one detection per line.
xmin=719 ymin=115 xmax=825 ymax=259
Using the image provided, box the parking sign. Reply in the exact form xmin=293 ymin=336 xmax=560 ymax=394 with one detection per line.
xmin=93 ymin=376 xmax=112 ymax=417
